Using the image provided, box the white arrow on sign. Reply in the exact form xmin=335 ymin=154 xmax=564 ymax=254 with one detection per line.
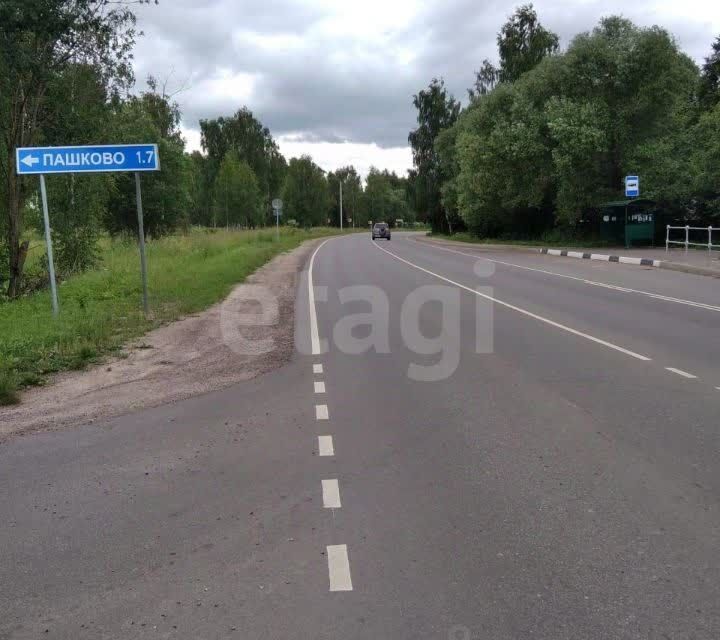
xmin=21 ymin=155 xmax=39 ymax=168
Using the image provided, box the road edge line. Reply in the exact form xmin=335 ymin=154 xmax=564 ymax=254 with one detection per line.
xmin=308 ymin=238 xmax=332 ymax=356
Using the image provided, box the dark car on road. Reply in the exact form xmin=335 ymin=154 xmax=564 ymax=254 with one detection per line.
xmin=372 ymin=222 xmax=391 ymax=240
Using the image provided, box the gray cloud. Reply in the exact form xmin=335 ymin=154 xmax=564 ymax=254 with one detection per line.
xmin=132 ymin=0 xmax=719 ymax=150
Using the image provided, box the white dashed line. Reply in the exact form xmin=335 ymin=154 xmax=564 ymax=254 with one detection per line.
xmin=374 ymin=242 xmax=652 ymax=362
xmin=313 ymin=364 xmax=323 ymax=374
xmin=314 ymin=381 xmax=326 ymax=394
xmin=327 ymin=544 xmax=353 ymax=591
xmin=315 ymin=404 xmax=329 ymax=420
xmin=322 ymin=479 xmax=341 ymax=508
xmin=665 ymin=367 xmax=698 ymax=379
xmin=318 ymin=435 xmax=335 ymax=456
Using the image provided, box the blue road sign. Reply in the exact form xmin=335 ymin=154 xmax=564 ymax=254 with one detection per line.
xmin=16 ymin=144 xmax=160 ymax=175
xmin=625 ymin=175 xmax=639 ymax=198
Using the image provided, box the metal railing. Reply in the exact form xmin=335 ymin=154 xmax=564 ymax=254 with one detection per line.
xmin=666 ymin=225 xmax=718 ymax=253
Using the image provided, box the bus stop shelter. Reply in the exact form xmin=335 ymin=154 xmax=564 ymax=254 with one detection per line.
xmin=598 ymin=199 xmax=656 ymax=248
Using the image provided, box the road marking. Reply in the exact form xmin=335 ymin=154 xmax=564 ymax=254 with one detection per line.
xmin=316 ymin=404 xmax=329 ymax=420
xmin=374 ymin=242 xmax=652 ymax=362
xmin=412 ymin=239 xmax=720 ymax=313
xmin=314 ymin=381 xmax=326 ymax=394
xmin=308 ymin=239 xmax=332 ymax=356
xmin=327 ymin=544 xmax=353 ymax=591
xmin=665 ymin=367 xmax=698 ymax=379
xmin=313 ymin=364 xmax=323 ymax=374
xmin=318 ymin=435 xmax=335 ymax=456
xmin=322 ymin=479 xmax=341 ymax=508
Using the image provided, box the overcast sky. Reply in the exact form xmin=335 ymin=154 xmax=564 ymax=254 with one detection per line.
xmin=132 ymin=0 xmax=720 ymax=177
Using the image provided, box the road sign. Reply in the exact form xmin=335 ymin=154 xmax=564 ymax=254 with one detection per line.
xmin=16 ymin=144 xmax=160 ymax=175
xmin=271 ymin=199 xmax=283 ymax=239
xmin=16 ymin=143 xmax=160 ymax=316
xmin=625 ymin=175 xmax=639 ymax=198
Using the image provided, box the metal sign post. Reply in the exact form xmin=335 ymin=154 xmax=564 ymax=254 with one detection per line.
xmin=339 ymin=180 xmax=343 ymax=230
xmin=272 ymin=198 xmax=283 ymax=240
xmin=135 ymin=173 xmax=150 ymax=314
xmin=16 ymin=143 xmax=160 ymax=315
xmin=38 ymin=175 xmax=59 ymax=316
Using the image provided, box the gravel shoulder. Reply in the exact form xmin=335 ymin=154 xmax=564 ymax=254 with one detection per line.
xmin=0 ymin=238 xmax=321 ymax=442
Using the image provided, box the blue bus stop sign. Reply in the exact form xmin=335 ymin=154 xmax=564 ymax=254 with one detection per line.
xmin=16 ymin=143 xmax=160 ymax=175
xmin=625 ymin=175 xmax=639 ymax=198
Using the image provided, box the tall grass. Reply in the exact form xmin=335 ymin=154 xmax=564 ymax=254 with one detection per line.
xmin=430 ymin=231 xmax=616 ymax=248
xmin=0 ymin=227 xmax=344 ymax=405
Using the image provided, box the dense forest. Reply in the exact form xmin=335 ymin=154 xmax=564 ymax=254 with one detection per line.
xmin=0 ymin=1 xmax=412 ymax=299
xmin=408 ymin=4 xmax=720 ymax=238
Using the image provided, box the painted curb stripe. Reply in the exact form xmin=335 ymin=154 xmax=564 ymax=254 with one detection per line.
xmin=539 ymin=247 xmax=665 ymax=269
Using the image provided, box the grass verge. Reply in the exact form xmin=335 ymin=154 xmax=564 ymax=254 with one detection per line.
xmin=0 ymin=227 xmax=346 ymax=405
xmin=428 ymin=232 xmax=617 ymax=249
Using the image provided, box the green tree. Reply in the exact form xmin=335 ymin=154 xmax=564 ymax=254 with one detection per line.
xmin=691 ymin=103 xmax=720 ymax=221
xmin=105 ymin=83 xmax=191 ymax=238
xmin=213 ymin=152 xmax=240 ymax=229
xmin=699 ymin=35 xmax=720 ymax=111
xmin=364 ymin=168 xmax=392 ymax=223
xmin=200 ymin=107 xmax=284 ymax=219
xmin=408 ymin=78 xmax=462 ymax=233
xmin=452 ymin=16 xmax=699 ymax=235
xmin=0 ymin=0 xmax=138 ymax=297
xmin=282 ymin=156 xmax=329 ymax=227
xmin=41 ymin=63 xmax=114 ymax=274
xmin=213 ymin=152 xmax=261 ymax=229
xmin=497 ymin=4 xmax=559 ymax=84
xmin=187 ymin=151 xmax=213 ymax=226
xmin=469 ymin=59 xmax=499 ymax=100
xmin=328 ymin=166 xmax=362 ymax=227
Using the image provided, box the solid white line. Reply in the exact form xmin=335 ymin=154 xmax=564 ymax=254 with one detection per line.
xmin=313 ymin=363 xmax=323 ymax=374
xmin=412 ymin=239 xmax=720 ymax=313
xmin=322 ymin=479 xmax=341 ymax=508
xmin=308 ymin=239 xmax=332 ymax=356
xmin=318 ymin=435 xmax=335 ymax=456
xmin=316 ymin=404 xmax=329 ymax=420
xmin=314 ymin=381 xmax=326 ymax=394
xmin=327 ymin=544 xmax=353 ymax=591
xmin=665 ymin=367 xmax=698 ymax=379
xmin=375 ymin=242 xmax=652 ymax=361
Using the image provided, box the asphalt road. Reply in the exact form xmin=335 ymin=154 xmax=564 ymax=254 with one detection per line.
xmin=1 ymin=232 xmax=719 ymax=639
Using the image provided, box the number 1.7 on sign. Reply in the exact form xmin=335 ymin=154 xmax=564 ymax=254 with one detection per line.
xmin=136 ymin=150 xmax=155 ymax=165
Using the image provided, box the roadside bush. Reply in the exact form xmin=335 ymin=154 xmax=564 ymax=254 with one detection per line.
xmin=0 ymin=371 xmax=20 ymax=406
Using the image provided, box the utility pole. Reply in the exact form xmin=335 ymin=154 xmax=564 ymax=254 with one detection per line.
xmin=339 ymin=179 xmax=343 ymax=230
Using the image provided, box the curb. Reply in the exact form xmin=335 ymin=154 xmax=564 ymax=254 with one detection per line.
xmin=417 ymin=236 xmax=720 ymax=279
xmin=540 ymin=248 xmax=662 ymax=267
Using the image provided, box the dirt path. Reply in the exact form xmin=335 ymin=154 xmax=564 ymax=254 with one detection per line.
xmin=0 ymin=239 xmax=321 ymax=442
